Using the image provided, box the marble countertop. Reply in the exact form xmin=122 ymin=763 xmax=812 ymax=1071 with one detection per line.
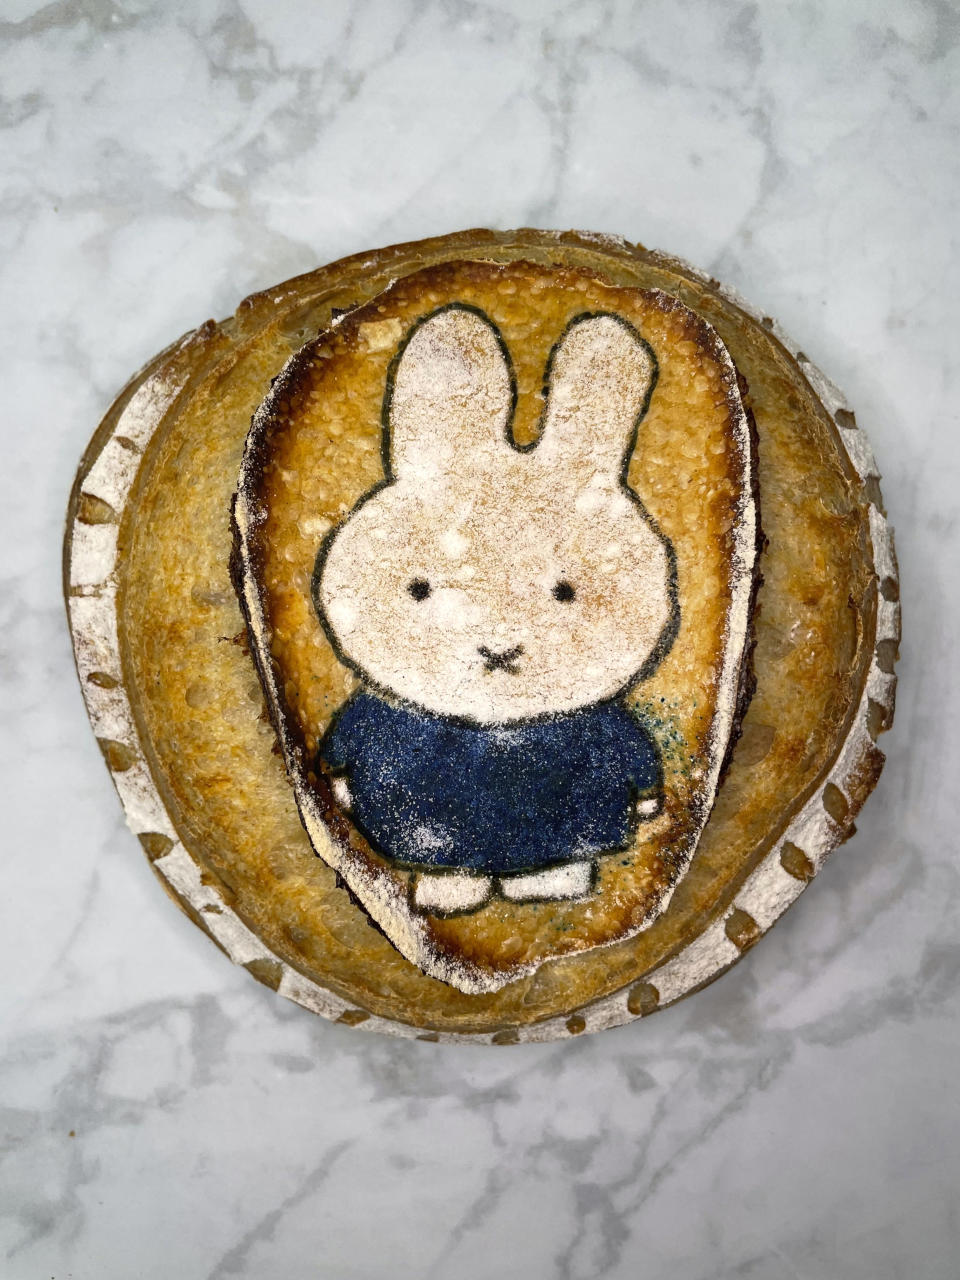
xmin=2 ymin=2 xmax=958 ymax=1276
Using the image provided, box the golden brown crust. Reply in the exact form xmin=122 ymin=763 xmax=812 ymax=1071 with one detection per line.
xmin=65 ymin=228 xmax=890 ymax=1036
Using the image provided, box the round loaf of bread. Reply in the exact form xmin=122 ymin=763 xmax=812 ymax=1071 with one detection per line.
xmin=65 ymin=228 xmax=898 ymax=1041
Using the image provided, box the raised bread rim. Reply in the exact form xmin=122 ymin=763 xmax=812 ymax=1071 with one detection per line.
xmin=63 ymin=228 xmax=900 ymax=1042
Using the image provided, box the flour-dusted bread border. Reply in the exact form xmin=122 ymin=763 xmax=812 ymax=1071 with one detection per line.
xmin=231 ymin=264 xmax=759 ymax=995
xmin=64 ymin=229 xmax=899 ymax=1041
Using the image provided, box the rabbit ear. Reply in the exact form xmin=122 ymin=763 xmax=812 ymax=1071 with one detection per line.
xmin=539 ymin=313 xmax=657 ymax=482
xmin=385 ymin=305 xmax=515 ymax=481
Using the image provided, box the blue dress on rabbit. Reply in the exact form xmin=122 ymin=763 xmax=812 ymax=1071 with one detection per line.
xmin=319 ymin=691 xmax=660 ymax=874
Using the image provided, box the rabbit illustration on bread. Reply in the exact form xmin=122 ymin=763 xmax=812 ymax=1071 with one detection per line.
xmin=314 ymin=304 xmax=678 ymax=915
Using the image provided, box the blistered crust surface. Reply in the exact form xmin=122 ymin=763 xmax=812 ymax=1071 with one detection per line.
xmin=65 ymin=228 xmax=895 ymax=1040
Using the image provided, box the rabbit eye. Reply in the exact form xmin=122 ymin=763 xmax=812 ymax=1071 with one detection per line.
xmin=552 ymin=579 xmax=576 ymax=602
xmin=407 ymin=578 xmax=431 ymax=601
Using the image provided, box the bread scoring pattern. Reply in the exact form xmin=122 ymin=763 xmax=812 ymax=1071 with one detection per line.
xmin=313 ymin=305 xmax=678 ymax=909
xmin=233 ymin=259 xmax=760 ymax=987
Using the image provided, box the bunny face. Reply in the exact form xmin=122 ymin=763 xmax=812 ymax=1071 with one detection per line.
xmin=315 ymin=306 xmax=677 ymax=724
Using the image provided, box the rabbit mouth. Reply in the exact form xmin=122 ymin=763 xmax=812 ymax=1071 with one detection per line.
xmin=478 ymin=645 xmax=524 ymax=675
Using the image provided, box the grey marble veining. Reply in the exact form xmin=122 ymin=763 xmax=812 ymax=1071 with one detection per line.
xmin=1 ymin=1 xmax=958 ymax=1276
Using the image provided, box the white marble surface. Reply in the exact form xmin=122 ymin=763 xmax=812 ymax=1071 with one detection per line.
xmin=1 ymin=1 xmax=957 ymax=1276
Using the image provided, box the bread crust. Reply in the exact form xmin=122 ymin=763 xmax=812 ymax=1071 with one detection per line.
xmin=65 ymin=228 xmax=898 ymax=1039
xmin=232 ymin=258 xmax=759 ymax=991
